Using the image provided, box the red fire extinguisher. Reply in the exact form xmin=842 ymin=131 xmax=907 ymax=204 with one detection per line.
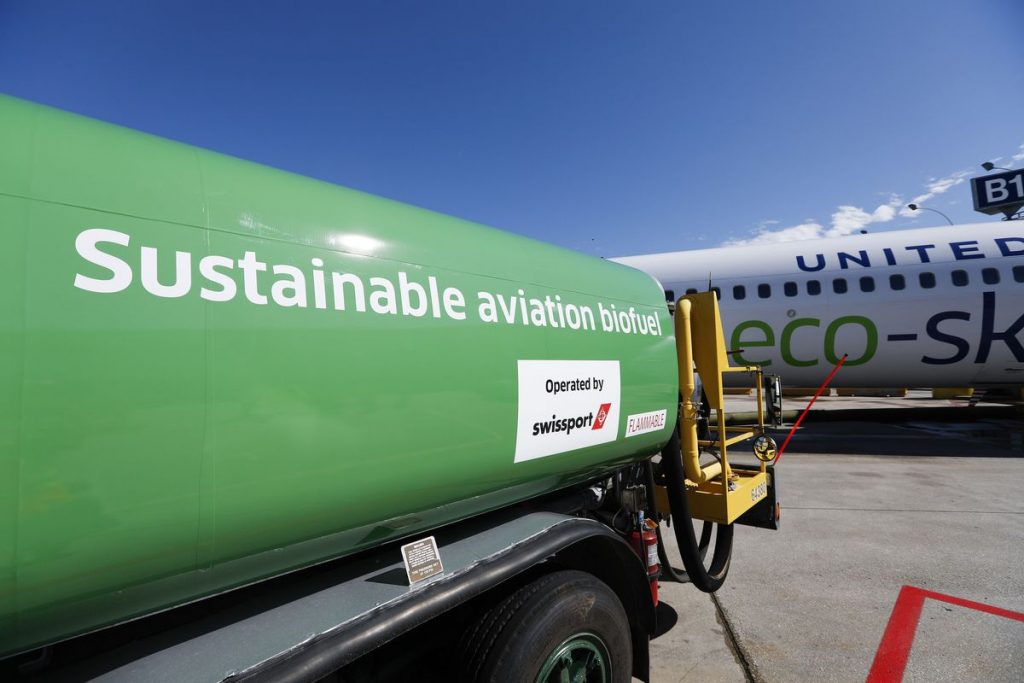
xmin=629 ymin=515 xmax=661 ymax=605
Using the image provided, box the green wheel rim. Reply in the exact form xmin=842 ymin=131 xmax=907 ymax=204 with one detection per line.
xmin=535 ymin=632 xmax=612 ymax=683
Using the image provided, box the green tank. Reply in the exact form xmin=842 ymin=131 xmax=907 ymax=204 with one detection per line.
xmin=0 ymin=94 xmax=677 ymax=657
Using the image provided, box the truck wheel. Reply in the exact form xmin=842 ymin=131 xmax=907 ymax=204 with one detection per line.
xmin=459 ymin=570 xmax=632 ymax=683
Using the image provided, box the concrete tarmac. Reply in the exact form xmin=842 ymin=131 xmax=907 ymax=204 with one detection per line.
xmin=645 ymin=393 xmax=1024 ymax=682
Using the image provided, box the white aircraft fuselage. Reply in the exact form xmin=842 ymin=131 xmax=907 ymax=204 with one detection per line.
xmin=612 ymin=222 xmax=1024 ymax=388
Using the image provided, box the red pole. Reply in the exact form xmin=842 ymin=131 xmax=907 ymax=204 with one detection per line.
xmin=772 ymin=354 xmax=847 ymax=464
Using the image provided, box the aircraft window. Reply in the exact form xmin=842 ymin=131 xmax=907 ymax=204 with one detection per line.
xmin=919 ymin=272 xmax=936 ymax=289
xmin=733 ymin=285 xmax=746 ymax=300
xmin=711 ymin=287 xmax=721 ymax=300
xmin=783 ymin=281 xmax=797 ymax=297
xmin=758 ymin=283 xmax=771 ymax=298
xmin=982 ymin=268 xmax=999 ymax=285
xmin=832 ymin=278 xmax=848 ymax=294
xmin=889 ymin=274 xmax=906 ymax=290
xmin=859 ymin=276 xmax=875 ymax=292
xmin=685 ymin=288 xmax=698 ymax=295
xmin=1015 ymin=265 xmax=1024 ymax=283
xmin=664 ymin=289 xmax=675 ymax=302
xmin=806 ymin=280 xmax=821 ymax=295
xmin=951 ymin=269 xmax=969 ymax=287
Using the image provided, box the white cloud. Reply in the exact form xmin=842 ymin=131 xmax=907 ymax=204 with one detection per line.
xmin=897 ymin=169 xmax=973 ymax=217
xmin=723 ymin=221 xmax=825 ymax=246
xmin=721 ymin=143 xmax=1024 ymax=247
xmin=725 ymin=197 xmax=901 ymax=246
xmin=829 ymin=200 xmax=898 ymax=235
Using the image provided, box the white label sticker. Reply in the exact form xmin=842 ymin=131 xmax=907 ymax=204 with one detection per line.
xmin=647 ymin=541 xmax=659 ymax=568
xmin=401 ymin=536 xmax=444 ymax=586
xmin=514 ymin=360 xmax=620 ymax=463
xmin=625 ymin=409 xmax=668 ymax=438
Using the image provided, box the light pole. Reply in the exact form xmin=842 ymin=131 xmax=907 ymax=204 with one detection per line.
xmin=907 ymin=203 xmax=954 ymax=225
xmin=981 ymin=161 xmax=1012 ymax=172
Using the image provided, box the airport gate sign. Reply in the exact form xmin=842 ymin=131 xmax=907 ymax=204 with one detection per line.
xmin=971 ymin=169 xmax=1024 ymax=218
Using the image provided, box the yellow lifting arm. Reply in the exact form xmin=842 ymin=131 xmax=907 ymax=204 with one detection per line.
xmin=662 ymin=291 xmax=777 ymax=525
xmin=675 ymin=298 xmax=720 ymax=485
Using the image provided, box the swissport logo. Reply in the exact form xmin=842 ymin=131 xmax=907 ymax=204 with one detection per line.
xmin=530 ymin=402 xmax=613 ymax=438
xmin=515 ymin=360 xmax=621 ymax=463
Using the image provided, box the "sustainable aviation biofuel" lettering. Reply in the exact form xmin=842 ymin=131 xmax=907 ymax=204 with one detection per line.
xmin=73 ymin=228 xmax=664 ymax=337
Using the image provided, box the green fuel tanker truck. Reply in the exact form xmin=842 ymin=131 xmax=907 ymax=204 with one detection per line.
xmin=0 ymin=94 xmax=781 ymax=682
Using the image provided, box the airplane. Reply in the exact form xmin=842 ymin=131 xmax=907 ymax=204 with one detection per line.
xmin=612 ymin=222 xmax=1024 ymax=389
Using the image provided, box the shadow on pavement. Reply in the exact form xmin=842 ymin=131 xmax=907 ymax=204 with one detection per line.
xmin=777 ymin=417 xmax=1024 ymax=458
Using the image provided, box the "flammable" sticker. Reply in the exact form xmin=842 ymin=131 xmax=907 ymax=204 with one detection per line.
xmin=624 ymin=409 xmax=668 ymax=438
xmin=514 ymin=360 xmax=621 ymax=463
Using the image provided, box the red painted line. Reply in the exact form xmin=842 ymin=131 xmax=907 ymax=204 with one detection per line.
xmin=912 ymin=587 xmax=1024 ymax=622
xmin=866 ymin=585 xmax=1024 ymax=683
xmin=865 ymin=586 xmax=926 ymax=683
xmin=772 ymin=353 xmax=846 ymax=464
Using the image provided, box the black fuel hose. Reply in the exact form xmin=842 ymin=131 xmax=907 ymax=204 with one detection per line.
xmin=657 ymin=425 xmax=733 ymax=593
xmin=644 ymin=460 xmax=707 ymax=584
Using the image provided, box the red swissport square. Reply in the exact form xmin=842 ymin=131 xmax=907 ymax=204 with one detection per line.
xmin=593 ymin=403 xmax=612 ymax=430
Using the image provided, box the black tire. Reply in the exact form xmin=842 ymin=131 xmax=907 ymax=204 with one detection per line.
xmin=459 ymin=570 xmax=632 ymax=683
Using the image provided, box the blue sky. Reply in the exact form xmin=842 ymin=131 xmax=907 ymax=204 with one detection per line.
xmin=1 ymin=1 xmax=1021 ymax=256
